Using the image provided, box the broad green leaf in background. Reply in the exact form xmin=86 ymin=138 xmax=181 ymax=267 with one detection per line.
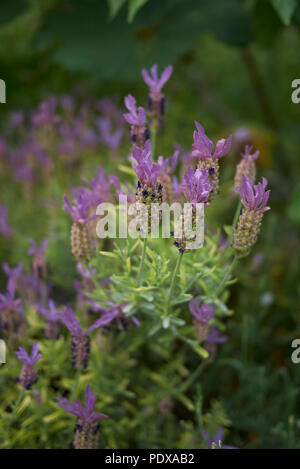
xmin=286 ymin=182 xmax=300 ymax=224
xmin=128 ymin=0 xmax=149 ymax=22
xmin=107 ymin=0 xmax=127 ymax=19
xmin=252 ymin=0 xmax=283 ymax=46
xmin=270 ymin=0 xmax=298 ymax=26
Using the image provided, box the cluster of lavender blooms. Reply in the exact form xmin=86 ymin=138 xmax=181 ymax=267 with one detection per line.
xmin=0 ymin=95 xmax=125 ymax=199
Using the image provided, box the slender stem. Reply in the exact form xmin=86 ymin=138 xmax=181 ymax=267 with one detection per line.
xmin=168 ymin=252 xmax=183 ymax=302
xmin=137 ymin=238 xmax=148 ymax=287
xmin=216 ymin=254 xmax=238 ymax=297
xmin=11 ymin=388 xmax=25 ymax=420
xmin=150 ymin=124 xmax=157 ymax=161
xmin=227 ymin=200 xmax=242 ymax=248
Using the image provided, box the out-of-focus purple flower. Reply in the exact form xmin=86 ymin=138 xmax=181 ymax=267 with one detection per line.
xmin=241 ymin=144 xmax=259 ymax=161
xmin=141 ymin=64 xmax=173 ymax=94
xmin=203 ymin=325 xmax=228 ymax=358
xmin=234 ymin=144 xmax=259 ymax=189
xmin=0 ymin=204 xmax=12 ymax=237
xmin=0 ymin=137 xmax=7 ymax=157
xmin=96 ymin=117 xmax=123 ymax=151
xmin=189 ymin=297 xmax=214 ymax=341
xmin=38 ymin=299 xmax=62 ymax=339
xmin=236 ymin=175 xmax=270 ymax=213
xmin=157 ymin=150 xmax=178 ymax=176
xmin=9 ymin=111 xmax=24 ymax=129
xmin=61 ymin=95 xmax=75 ymax=114
xmin=16 ymin=342 xmax=42 ymax=389
xmin=132 ymin=140 xmax=159 ymax=187
xmin=124 ymin=95 xmax=146 ymax=126
xmin=28 ymin=239 xmax=48 ymax=256
xmin=56 ymin=384 xmax=108 ymax=449
xmin=192 ymin=122 xmax=232 ymax=159
xmin=181 ymin=167 xmax=214 ymax=204
xmin=203 ymin=427 xmax=237 ymax=449
xmin=0 ymin=280 xmax=23 ymax=335
xmin=189 ymin=297 xmax=214 ymax=323
xmin=2 ymin=262 xmax=23 ymax=291
xmin=63 ymin=194 xmax=96 ymax=224
xmin=31 ymin=96 xmax=59 ymax=127
xmin=60 ymin=306 xmax=118 ymax=369
xmin=28 ymin=239 xmax=48 ymax=279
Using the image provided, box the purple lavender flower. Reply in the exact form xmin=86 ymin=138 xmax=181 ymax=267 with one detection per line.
xmin=236 ymin=175 xmax=270 ymax=213
xmin=0 ymin=281 xmax=23 ymax=334
xmin=38 ymin=299 xmax=62 ymax=339
xmin=9 ymin=111 xmax=24 ymax=128
xmin=203 ymin=427 xmax=237 ymax=449
xmin=141 ymin=64 xmax=173 ymax=94
xmin=63 ymin=194 xmax=96 ymax=224
xmin=233 ymin=175 xmax=270 ymax=255
xmin=141 ymin=64 xmax=173 ymax=118
xmin=16 ymin=342 xmax=42 ymax=389
xmin=89 ymin=301 xmax=141 ymax=330
xmin=203 ymin=325 xmax=228 ymax=358
xmin=31 ymin=96 xmax=59 ymax=127
xmin=189 ymin=297 xmax=214 ymax=341
xmin=192 ymin=122 xmax=232 ymax=159
xmin=0 ymin=204 xmax=12 ymax=237
xmin=60 ymin=307 xmax=118 ymax=369
xmin=56 ymin=384 xmax=108 ymax=449
xmin=96 ymin=117 xmax=123 ymax=152
xmin=189 ymin=297 xmax=214 ymax=323
xmin=234 ymin=144 xmax=259 ymax=189
xmin=123 ymin=95 xmax=148 ymax=148
xmin=181 ymin=167 xmax=214 ymax=204
xmin=2 ymin=262 xmax=23 ymax=291
xmin=28 ymin=239 xmax=48 ymax=279
xmin=124 ymin=95 xmax=146 ymax=126
xmin=132 ymin=140 xmax=159 ymax=187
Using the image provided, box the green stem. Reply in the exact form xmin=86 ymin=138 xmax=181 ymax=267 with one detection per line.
xmin=137 ymin=238 xmax=148 ymax=287
xmin=168 ymin=252 xmax=183 ymax=303
xmin=227 ymin=200 xmax=241 ymax=248
xmin=216 ymin=254 xmax=238 ymax=297
xmin=150 ymin=124 xmax=158 ymax=161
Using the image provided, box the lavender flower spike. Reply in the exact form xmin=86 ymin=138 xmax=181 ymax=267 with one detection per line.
xmin=233 ymin=175 xmax=270 ymax=256
xmin=16 ymin=342 xmax=42 ymax=389
xmin=0 ymin=280 xmax=23 ymax=335
xmin=141 ymin=64 xmax=173 ymax=119
xmin=38 ymin=299 xmax=62 ymax=339
xmin=63 ymin=194 xmax=96 ymax=260
xmin=189 ymin=297 xmax=214 ymax=341
xmin=192 ymin=122 xmax=232 ymax=201
xmin=124 ymin=95 xmax=149 ymax=148
xmin=60 ymin=307 xmax=118 ymax=369
xmin=234 ymin=144 xmax=259 ymax=190
xmin=28 ymin=238 xmax=48 ymax=279
xmin=56 ymin=384 xmax=108 ymax=449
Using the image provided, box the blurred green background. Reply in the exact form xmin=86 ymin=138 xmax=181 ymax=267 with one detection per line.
xmin=1 ymin=0 xmax=300 ymax=448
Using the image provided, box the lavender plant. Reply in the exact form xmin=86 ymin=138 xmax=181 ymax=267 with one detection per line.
xmin=0 ymin=62 xmax=273 ymax=450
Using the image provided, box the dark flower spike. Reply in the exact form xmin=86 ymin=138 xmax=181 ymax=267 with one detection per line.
xmin=233 ymin=175 xmax=270 ymax=255
xmin=16 ymin=342 xmax=42 ymax=389
xmin=60 ymin=307 xmax=118 ymax=369
xmin=142 ymin=64 xmax=173 ymax=119
xmin=28 ymin=239 xmax=48 ymax=279
xmin=56 ymin=384 xmax=107 ymax=449
xmin=124 ymin=95 xmax=148 ymax=148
